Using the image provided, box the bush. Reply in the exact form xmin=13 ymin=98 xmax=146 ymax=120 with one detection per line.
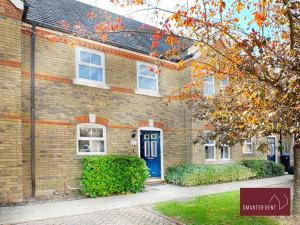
xmin=241 ymin=160 xmax=284 ymax=178
xmin=81 ymin=155 xmax=149 ymax=197
xmin=165 ymin=163 xmax=255 ymax=186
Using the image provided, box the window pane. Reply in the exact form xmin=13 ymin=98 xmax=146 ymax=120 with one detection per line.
xmin=246 ymin=144 xmax=253 ymax=152
xmin=144 ymin=141 xmax=150 ymax=157
xmin=220 ymin=78 xmax=228 ymax=89
xmin=204 ymin=84 xmax=214 ymax=96
xmin=147 ymin=66 xmax=155 ymax=77
xmin=79 ymin=140 xmax=90 ymax=152
xmin=91 ymin=140 xmax=104 ymax=152
xmin=80 ymin=127 xmax=91 ymax=137
xmin=92 ymin=128 xmax=103 ymax=138
xmin=80 ymin=51 xmax=90 ymax=63
xmin=139 ymin=77 xmax=156 ymax=91
xmin=91 ymin=54 xmax=101 ymax=66
xmin=151 ymin=134 xmax=157 ymax=139
xmin=205 ymin=139 xmax=214 ymax=144
xmin=221 ymin=146 xmax=229 ymax=159
xmin=79 ymin=65 xmax=90 ymax=79
xmin=205 ymin=76 xmax=213 ymax=83
xmin=205 ymin=146 xmax=215 ymax=159
xmin=91 ymin=68 xmax=102 ymax=81
xmin=151 ymin=141 xmax=157 ymax=157
xmin=243 ymin=142 xmax=253 ymax=153
xmin=140 ymin=64 xmax=148 ymax=75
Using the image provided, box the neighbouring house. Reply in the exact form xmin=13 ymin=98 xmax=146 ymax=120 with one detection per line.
xmin=0 ymin=0 xmax=294 ymax=203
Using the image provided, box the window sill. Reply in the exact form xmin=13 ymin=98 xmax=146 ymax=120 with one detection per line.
xmin=204 ymin=159 xmax=235 ymax=164
xmin=73 ymin=79 xmax=111 ymax=90
xmin=74 ymin=153 xmax=107 ymax=160
xmin=242 ymin=152 xmax=255 ymax=155
xmin=205 ymin=159 xmax=216 ymax=162
xmin=242 ymin=152 xmax=255 ymax=157
xmin=135 ymin=89 xmax=163 ymax=97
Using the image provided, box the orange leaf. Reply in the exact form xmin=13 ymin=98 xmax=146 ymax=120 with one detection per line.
xmin=236 ymin=2 xmax=244 ymax=14
xmin=253 ymin=12 xmax=265 ymax=27
xmin=135 ymin=0 xmax=144 ymax=5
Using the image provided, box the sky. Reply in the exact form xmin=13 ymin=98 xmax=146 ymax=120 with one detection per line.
xmin=77 ymin=0 xmax=188 ymax=25
xmin=76 ymin=0 xmax=261 ymax=38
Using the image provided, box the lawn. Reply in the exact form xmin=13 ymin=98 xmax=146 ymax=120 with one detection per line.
xmin=155 ymin=191 xmax=280 ymax=225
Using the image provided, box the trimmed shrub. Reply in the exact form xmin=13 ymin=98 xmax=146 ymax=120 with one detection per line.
xmin=165 ymin=163 xmax=255 ymax=186
xmin=81 ymin=155 xmax=149 ymax=197
xmin=241 ymin=160 xmax=284 ymax=178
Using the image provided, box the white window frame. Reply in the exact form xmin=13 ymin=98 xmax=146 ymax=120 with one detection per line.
xmin=204 ymin=75 xmax=215 ymax=96
xmin=77 ymin=123 xmax=107 ymax=156
xmin=204 ymin=131 xmax=216 ymax=161
xmin=220 ymin=77 xmax=229 ymax=90
xmin=74 ymin=47 xmax=109 ymax=89
xmin=243 ymin=138 xmax=254 ymax=154
xmin=220 ymin=144 xmax=231 ymax=160
xmin=136 ymin=62 xmax=159 ymax=95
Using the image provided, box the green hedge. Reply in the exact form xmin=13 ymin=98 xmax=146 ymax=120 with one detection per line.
xmin=165 ymin=164 xmax=255 ymax=186
xmin=81 ymin=155 xmax=149 ymax=197
xmin=241 ymin=160 xmax=284 ymax=178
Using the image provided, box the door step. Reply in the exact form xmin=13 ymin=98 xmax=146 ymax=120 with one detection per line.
xmin=145 ymin=178 xmax=165 ymax=185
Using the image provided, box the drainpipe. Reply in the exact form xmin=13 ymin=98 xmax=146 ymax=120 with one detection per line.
xmin=31 ymin=23 xmax=36 ymax=198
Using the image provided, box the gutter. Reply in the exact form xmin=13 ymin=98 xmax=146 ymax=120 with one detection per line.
xmin=30 ymin=23 xmax=36 ymax=198
xmin=23 ymin=1 xmax=36 ymax=198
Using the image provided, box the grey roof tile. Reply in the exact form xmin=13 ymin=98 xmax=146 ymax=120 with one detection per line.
xmin=24 ymin=0 xmax=191 ymax=58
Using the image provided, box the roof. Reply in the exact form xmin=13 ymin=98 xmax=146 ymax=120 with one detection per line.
xmin=23 ymin=0 xmax=192 ymax=59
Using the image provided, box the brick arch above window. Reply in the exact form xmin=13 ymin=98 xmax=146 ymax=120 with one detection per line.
xmin=75 ymin=115 xmax=108 ymax=126
xmin=204 ymin=123 xmax=214 ymax=131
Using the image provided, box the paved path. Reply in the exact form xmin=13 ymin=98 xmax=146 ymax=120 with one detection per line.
xmin=0 ymin=175 xmax=293 ymax=225
xmin=15 ymin=207 xmax=177 ymax=225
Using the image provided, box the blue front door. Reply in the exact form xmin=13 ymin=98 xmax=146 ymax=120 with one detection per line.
xmin=140 ymin=131 xmax=161 ymax=178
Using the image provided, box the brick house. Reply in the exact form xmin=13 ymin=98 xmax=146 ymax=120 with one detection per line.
xmin=0 ymin=0 xmax=291 ymax=203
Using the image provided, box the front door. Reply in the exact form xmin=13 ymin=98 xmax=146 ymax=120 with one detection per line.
xmin=267 ymin=137 xmax=276 ymax=162
xmin=140 ymin=131 xmax=161 ymax=178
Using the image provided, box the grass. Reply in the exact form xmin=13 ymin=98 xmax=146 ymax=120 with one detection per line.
xmin=155 ymin=191 xmax=280 ymax=225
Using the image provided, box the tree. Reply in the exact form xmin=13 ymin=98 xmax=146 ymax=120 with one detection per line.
xmin=161 ymin=0 xmax=299 ymax=218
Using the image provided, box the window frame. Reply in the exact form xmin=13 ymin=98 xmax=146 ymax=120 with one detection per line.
xmin=136 ymin=61 xmax=159 ymax=95
xmin=243 ymin=138 xmax=254 ymax=154
xmin=204 ymin=131 xmax=216 ymax=161
xmin=76 ymin=123 xmax=107 ymax=156
xmin=204 ymin=74 xmax=215 ymax=96
xmin=220 ymin=144 xmax=231 ymax=160
xmin=75 ymin=47 xmax=106 ymax=87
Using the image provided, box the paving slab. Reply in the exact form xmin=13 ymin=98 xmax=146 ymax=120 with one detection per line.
xmin=0 ymin=175 xmax=293 ymax=224
xmin=15 ymin=207 xmax=178 ymax=225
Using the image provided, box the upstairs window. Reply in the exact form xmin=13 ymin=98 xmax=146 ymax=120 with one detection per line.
xmin=204 ymin=75 xmax=214 ymax=96
xmin=77 ymin=124 xmax=106 ymax=155
xmin=76 ymin=47 xmax=105 ymax=84
xmin=137 ymin=62 xmax=158 ymax=93
xmin=220 ymin=77 xmax=229 ymax=89
xmin=243 ymin=138 xmax=254 ymax=154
